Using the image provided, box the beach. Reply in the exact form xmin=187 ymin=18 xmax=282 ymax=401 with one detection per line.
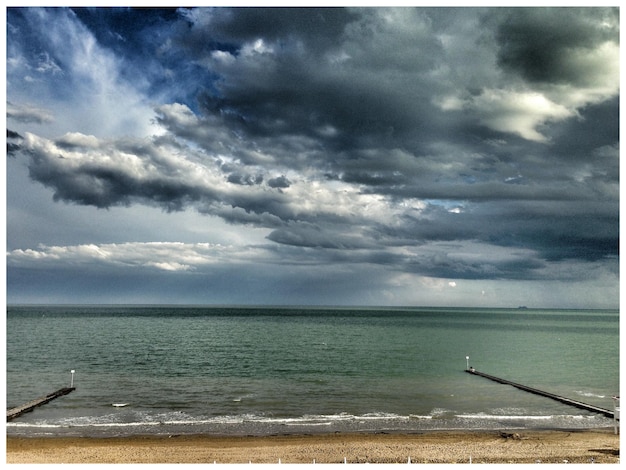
xmin=6 ymin=429 xmax=620 ymax=464
xmin=7 ymin=307 xmax=620 ymax=463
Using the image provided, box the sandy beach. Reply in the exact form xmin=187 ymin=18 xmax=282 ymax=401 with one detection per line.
xmin=6 ymin=429 xmax=620 ymax=464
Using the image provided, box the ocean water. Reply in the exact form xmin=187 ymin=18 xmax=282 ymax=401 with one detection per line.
xmin=5 ymin=306 xmax=619 ymax=437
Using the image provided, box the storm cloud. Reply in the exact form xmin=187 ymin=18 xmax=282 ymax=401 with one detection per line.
xmin=6 ymin=7 xmax=619 ymax=307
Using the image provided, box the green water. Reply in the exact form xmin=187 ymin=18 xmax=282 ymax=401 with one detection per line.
xmin=6 ymin=306 xmax=619 ymax=436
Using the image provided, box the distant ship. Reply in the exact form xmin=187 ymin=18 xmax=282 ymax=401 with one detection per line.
xmin=517 ymin=306 xmax=528 ymax=309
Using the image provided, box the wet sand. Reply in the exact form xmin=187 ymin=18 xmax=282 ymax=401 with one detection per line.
xmin=6 ymin=429 xmax=620 ymax=464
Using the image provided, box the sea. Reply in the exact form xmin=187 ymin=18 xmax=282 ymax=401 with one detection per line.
xmin=5 ymin=305 xmax=620 ymax=438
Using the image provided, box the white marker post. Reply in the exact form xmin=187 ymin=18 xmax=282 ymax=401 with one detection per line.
xmin=70 ymin=370 xmax=75 ymax=388
xmin=465 ymin=356 xmax=469 ymax=371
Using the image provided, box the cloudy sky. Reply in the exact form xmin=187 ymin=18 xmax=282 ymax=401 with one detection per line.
xmin=5 ymin=6 xmax=620 ymax=308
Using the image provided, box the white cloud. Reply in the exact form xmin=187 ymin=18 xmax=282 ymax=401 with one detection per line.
xmin=18 ymin=126 xmax=431 ymax=233
xmin=6 ymin=101 xmax=54 ymax=124
xmin=467 ymin=89 xmax=574 ymax=142
xmin=7 ymin=8 xmax=159 ymax=138
xmin=7 ymin=242 xmax=269 ymax=272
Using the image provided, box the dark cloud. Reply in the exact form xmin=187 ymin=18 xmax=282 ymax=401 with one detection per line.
xmin=7 ymin=129 xmax=23 ymax=156
xmin=548 ymin=97 xmax=620 ymax=168
xmin=6 ymin=7 xmax=619 ymax=303
xmin=177 ymin=7 xmax=358 ymax=58
xmin=227 ymin=172 xmax=264 ymax=186
xmin=267 ymin=222 xmax=375 ymax=250
xmin=495 ymin=7 xmax=619 ymax=85
xmin=25 ymin=142 xmax=197 ymax=210
xmin=181 ymin=8 xmax=450 ymax=163
xmin=267 ymin=175 xmax=291 ymax=189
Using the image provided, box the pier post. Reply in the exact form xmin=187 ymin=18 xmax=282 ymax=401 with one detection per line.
xmin=612 ymin=396 xmax=619 ymax=434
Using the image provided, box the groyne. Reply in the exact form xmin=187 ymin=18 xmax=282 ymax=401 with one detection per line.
xmin=466 ymin=369 xmax=614 ymax=419
xmin=7 ymin=387 xmax=75 ymax=421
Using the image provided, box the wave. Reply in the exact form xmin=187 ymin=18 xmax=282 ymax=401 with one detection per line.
xmin=7 ymin=409 xmax=604 ymax=431
xmin=456 ymin=414 xmax=553 ymax=420
xmin=8 ymin=411 xmax=411 ymax=428
xmin=575 ymin=390 xmax=607 ymax=399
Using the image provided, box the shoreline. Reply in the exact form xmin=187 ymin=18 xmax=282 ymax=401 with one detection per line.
xmin=6 ymin=428 xmax=620 ymax=464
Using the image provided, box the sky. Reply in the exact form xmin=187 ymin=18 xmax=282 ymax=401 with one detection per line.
xmin=4 ymin=5 xmax=620 ymax=308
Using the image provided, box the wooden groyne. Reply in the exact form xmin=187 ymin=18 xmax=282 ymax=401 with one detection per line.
xmin=466 ymin=369 xmax=615 ymax=419
xmin=7 ymin=387 xmax=75 ymax=421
